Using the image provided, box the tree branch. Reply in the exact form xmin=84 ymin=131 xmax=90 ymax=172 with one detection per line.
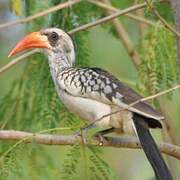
xmin=0 ymin=50 xmax=38 ymax=74
xmin=99 ymin=0 xmax=141 ymax=67
xmin=0 ymin=0 xmax=82 ymax=29
xmin=68 ymin=2 xmax=149 ymax=34
xmin=0 ymin=130 xmax=179 ymax=159
xmin=88 ymin=0 xmax=155 ymax=26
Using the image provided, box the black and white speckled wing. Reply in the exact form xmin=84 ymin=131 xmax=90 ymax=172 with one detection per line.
xmin=57 ymin=67 xmax=163 ymax=120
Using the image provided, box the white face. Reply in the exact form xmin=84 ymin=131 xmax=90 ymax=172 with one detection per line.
xmin=40 ymin=28 xmax=75 ymax=65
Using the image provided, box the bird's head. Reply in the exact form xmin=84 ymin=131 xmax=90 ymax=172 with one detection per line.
xmin=8 ymin=28 xmax=75 ymax=66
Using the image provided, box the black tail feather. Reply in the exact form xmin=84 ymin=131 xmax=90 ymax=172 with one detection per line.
xmin=133 ymin=113 xmax=172 ymax=180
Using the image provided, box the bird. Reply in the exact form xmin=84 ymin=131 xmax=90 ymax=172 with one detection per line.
xmin=8 ymin=28 xmax=172 ymax=180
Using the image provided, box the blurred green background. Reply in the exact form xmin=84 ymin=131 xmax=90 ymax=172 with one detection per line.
xmin=0 ymin=0 xmax=180 ymax=179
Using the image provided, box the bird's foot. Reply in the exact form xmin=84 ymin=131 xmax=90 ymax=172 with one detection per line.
xmin=93 ymin=127 xmax=115 ymax=146
xmin=93 ymin=133 xmax=104 ymax=146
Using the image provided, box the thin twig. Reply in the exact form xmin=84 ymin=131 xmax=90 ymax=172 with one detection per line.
xmin=94 ymin=84 xmax=180 ymax=123
xmin=88 ymin=0 xmax=155 ymax=26
xmin=0 ymin=0 xmax=82 ymax=29
xmin=99 ymin=0 xmax=141 ymax=67
xmin=0 ymin=50 xmax=38 ymax=74
xmin=0 ymin=130 xmax=179 ymax=159
xmin=145 ymin=0 xmax=180 ymax=37
xmin=69 ymin=2 xmax=148 ymax=34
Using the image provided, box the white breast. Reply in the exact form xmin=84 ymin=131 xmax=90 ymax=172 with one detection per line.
xmin=58 ymin=89 xmax=112 ymax=128
xmin=58 ymin=89 xmax=135 ymax=134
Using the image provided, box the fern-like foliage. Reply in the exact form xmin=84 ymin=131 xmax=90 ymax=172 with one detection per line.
xmin=61 ymin=145 xmax=116 ymax=180
xmin=88 ymin=146 xmax=116 ymax=180
xmin=139 ymin=23 xmax=179 ymax=97
xmin=61 ymin=144 xmax=81 ymax=180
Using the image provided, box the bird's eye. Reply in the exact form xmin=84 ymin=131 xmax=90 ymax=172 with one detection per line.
xmin=50 ymin=32 xmax=59 ymax=41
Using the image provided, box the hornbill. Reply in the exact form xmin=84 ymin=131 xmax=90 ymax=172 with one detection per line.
xmin=8 ymin=28 xmax=172 ymax=180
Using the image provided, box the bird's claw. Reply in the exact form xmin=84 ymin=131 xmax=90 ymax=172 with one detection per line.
xmin=93 ymin=133 xmax=104 ymax=146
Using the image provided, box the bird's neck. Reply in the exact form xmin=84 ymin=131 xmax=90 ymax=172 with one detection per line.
xmin=47 ymin=50 xmax=75 ymax=75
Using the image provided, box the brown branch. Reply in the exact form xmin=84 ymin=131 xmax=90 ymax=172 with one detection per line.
xmin=99 ymin=0 xmax=141 ymax=67
xmin=0 ymin=0 xmax=82 ymax=29
xmin=0 ymin=50 xmax=38 ymax=74
xmin=102 ymin=136 xmax=180 ymax=160
xmin=0 ymin=130 xmax=179 ymax=159
xmin=68 ymin=2 xmax=148 ymax=34
xmin=88 ymin=0 xmax=155 ymax=26
xmin=145 ymin=0 xmax=180 ymax=37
